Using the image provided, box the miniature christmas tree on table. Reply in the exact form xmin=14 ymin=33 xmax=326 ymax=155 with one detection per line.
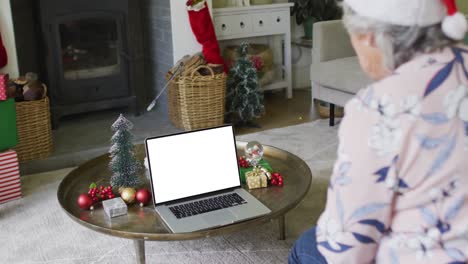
xmin=109 ymin=114 xmax=141 ymax=189
xmin=226 ymin=43 xmax=265 ymax=126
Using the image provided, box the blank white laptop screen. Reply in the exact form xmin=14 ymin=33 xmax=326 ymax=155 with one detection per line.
xmin=146 ymin=126 xmax=241 ymax=205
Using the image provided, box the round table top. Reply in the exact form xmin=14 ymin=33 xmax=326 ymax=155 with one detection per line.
xmin=57 ymin=142 xmax=312 ymax=241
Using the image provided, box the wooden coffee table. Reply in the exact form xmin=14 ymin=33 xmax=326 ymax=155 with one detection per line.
xmin=57 ymin=142 xmax=312 ymax=264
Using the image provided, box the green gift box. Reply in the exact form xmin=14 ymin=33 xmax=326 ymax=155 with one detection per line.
xmin=239 ymin=159 xmax=273 ymax=184
xmin=0 ymin=99 xmax=18 ymax=151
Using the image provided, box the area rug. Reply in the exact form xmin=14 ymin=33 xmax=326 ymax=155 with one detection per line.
xmin=0 ymin=119 xmax=338 ymax=264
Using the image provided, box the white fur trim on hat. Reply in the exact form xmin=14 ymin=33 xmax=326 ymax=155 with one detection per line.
xmin=442 ymin=12 xmax=468 ymax=40
xmin=344 ymin=0 xmax=446 ymax=26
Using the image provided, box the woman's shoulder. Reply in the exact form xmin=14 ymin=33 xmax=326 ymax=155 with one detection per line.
xmin=353 ymin=45 xmax=468 ymax=117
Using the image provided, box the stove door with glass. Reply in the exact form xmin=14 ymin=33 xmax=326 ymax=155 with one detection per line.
xmin=39 ymin=0 xmax=140 ymax=127
xmin=51 ymin=13 xmax=129 ymax=105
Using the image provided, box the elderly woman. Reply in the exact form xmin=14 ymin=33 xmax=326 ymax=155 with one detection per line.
xmin=289 ymin=0 xmax=468 ymax=263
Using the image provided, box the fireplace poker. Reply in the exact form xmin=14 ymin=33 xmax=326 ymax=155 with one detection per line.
xmin=146 ymin=61 xmax=184 ymax=112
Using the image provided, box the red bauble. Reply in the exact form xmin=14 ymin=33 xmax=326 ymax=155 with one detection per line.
xmin=77 ymin=194 xmax=93 ymax=210
xmin=136 ymin=189 xmax=151 ymax=206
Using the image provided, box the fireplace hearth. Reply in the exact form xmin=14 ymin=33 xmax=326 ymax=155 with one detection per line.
xmin=38 ymin=0 xmax=145 ymax=127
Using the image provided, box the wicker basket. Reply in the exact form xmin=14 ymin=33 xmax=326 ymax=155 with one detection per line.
xmin=316 ymin=100 xmax=344 ymax=118
xmin=168 ymin=66 xmax=227 ymax=131
xmin=14 ymin=84 xmax=53 ymax=163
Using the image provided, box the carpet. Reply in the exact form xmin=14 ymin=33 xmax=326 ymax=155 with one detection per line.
xmin=0 ymin=119 xmax=338 ymax=264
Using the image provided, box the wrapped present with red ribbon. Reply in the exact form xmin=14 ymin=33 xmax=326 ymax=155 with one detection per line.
xmin=0 ymin=150 xmax=22 ymax=204
xmin=0 ymin=74 xmax=7 ymax=101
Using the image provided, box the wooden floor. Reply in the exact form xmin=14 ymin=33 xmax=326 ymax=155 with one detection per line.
xmin=235 ymin=88 xmax=319 ymax=135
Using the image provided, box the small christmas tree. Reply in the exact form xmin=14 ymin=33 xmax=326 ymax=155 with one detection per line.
xmin=226 ymin=43 xmax=265 ymax=126
xmin=109 ymin=114 xmax=141 ymax=188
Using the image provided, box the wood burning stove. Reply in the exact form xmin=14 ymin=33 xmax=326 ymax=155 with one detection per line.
xmin=38 ymin=0 xmax=145 ymax=127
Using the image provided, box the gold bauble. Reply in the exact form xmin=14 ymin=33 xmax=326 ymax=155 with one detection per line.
xmin=120 ymin=187 xmax=136 ymax=204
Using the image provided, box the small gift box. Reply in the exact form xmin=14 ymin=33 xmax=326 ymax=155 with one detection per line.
xmin=239 ymin=159 xmax=272 ymax=184
xmin=0 ymin=150 xmax=22 ymax=204
xmin=103 ymin=197 xmax=128 ymax=218
xmin=0 ymin=74 xmax=8 ymax=101
xmin=246 ymin=168 xmax=268 ymax=190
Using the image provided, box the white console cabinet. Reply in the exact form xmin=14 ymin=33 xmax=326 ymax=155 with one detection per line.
xmin=213 ymin=3 xmax=293 ymax=98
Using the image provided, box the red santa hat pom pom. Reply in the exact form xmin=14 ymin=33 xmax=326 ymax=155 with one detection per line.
xmin=442 ymin=0 xmax=468 ymax=40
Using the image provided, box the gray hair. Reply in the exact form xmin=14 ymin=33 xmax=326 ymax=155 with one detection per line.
xmin=342 ymin=3 xmax=456 ymax=70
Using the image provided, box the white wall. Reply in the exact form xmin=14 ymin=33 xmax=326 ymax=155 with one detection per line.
xmin=274 ymin=0 xmax=312 ymax=88
xmin=171 ymin=0 xmax=213 ymax=64
xmin=0 ymin=0 xmax=19 ymax=77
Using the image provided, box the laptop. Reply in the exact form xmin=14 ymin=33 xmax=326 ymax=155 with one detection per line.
xmin=145 ymin=125 xmax=271 ymax=233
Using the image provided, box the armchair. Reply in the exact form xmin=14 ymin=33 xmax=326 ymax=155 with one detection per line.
xmin=310 ymin=20 xmax=372 ymax=126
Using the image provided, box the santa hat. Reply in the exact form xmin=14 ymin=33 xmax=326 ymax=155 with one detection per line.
xmin=344 ymin=0 xmax=467 ymax=40
xmin=442 ymin=0 xmax=468 ymax=40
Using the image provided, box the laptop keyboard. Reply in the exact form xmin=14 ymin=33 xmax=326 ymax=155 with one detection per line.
xmin=169 ymin=193 xmax=247 ymax=219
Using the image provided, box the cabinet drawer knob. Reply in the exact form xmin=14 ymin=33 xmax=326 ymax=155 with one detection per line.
xmin=240 ymin=21 xmax=245 ymax=28
xmin=277 ymin=17 xmax=281 ymax=23
xmin=222 ymin=24 xmax=227 ymax=30
xmin=259 ymin=20 xmax=263 ymax=26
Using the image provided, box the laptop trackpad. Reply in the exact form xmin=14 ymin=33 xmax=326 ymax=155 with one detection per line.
xmin=202 ymin=210 xmax=237 ymax=227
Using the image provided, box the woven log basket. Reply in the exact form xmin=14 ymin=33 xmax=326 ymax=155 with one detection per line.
xmin=14 ymin=84 xmax=53 ymax=162
xmin=168 ymin=66 xmax=227 ymax=131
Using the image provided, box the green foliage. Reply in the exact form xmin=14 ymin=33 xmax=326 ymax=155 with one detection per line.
xmin=109 ymin=114 xmax=141 ymax=188
xmin=226 ymin=43 xmax=265 ymax=124
xmin=290 ymin=0 xmax=342 ymax=25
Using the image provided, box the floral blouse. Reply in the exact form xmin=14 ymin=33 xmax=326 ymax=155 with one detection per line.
xmin=316 ymin=45 xmax=468 ymax=264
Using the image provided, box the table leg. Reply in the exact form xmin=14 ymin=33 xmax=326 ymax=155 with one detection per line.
xmin=329 ymin=103 xmax=335 ymax=127
xmin=133 ymin=240 xmax=146 ymax=264
xmin=278 ymin=215 xmax=286 ymax=240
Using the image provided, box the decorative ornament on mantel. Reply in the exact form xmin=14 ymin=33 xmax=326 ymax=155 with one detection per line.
xmin=109 ymin=114 xmax=142 ymax=189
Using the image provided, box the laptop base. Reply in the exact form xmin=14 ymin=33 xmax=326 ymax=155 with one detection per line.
xmin=156 ymin=188 xmax=271 ymax=233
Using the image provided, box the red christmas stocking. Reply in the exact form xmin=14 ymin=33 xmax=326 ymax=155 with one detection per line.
xmin=0 ymin=32 xmax=7 ymax=68
xmin=187 ymin=1 xmax=225 ymax=70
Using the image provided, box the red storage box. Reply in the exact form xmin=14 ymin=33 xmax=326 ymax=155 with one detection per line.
xmin=0 ymin=74 xmax=7 ymax=101
xmin=0 ymin=150 xmax=22 ymax=204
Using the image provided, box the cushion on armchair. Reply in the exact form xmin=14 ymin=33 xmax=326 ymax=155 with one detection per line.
xmin=310 ymin=56 xmax=372 ymax=95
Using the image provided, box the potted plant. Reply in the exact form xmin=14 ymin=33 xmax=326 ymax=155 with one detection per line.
xmin=290 ymin=0 xmax=342 ymax=40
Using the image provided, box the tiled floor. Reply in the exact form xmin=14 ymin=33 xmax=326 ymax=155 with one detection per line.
xmin=20 ymin=88 xmax=320 ymax=175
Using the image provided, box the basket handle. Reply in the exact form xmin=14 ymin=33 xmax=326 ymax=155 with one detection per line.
xmin=41 ymin=84 xmax=48 ymax=99
xmin=190 ymin=65 xmax=215 ymax=78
